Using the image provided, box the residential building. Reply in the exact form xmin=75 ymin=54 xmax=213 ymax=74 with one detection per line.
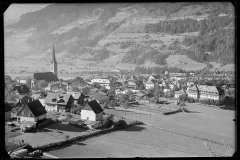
xmin=11 ymin=84 xmax=30 ymax=95
xmin=145 ymin=80 xmax=154 ymax=90
xmin=127 ymin=81 xmax=136 ymax=89
xmin=45 ymin=81 xmax=69 ymax=93
xmin=88 ymin=92 xmax=110 ymax=107
xmin=139 ymin=93 xmax=155 ymax=103
xmin=16 ymin=100 xmax=47 ymax=122
xmin=198 ymin=85 xmax=223 ymax=101
xmin=174 ymin=89 xmax=187 ymax=99
xmin=81 ymin=100 xmax=104 ymax=121
xmin=44 ymin=93 xmax=74 ymax=112
xmin=90 ymin=78 xmax=110 ymax=87
xmin=187 ymin=85 xmax=199 ymax=99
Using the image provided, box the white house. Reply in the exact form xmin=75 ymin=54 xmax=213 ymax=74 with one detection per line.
xmin=16 ymin=100 xmax=47 ymax=122
xmin=145 ymin=80 xmax=154 ymax=90
xmin=81 ymin=100 xmax=104 ymax=121
xmin=198 ymin=85 xmax=222 ymax=101
xmin=187 ymin=85 xmax=199 ymax=99
xmin=90 ymin=79 xmax=110 ymax=86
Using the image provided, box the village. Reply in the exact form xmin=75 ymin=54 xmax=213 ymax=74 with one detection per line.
xmin=4 ymin=45 xmax=235 ymax=158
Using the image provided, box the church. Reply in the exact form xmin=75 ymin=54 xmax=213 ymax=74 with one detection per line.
xmin=31 ymin=45 xmax=59 ymax=89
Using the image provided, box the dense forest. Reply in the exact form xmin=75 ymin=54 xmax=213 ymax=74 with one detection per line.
xmin=145 ymin=15 xmax=235 ymax=64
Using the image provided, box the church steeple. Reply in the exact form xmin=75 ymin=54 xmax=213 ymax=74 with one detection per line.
xmin=50 ymin=44 xmax=58 ymax=76
xmin=52 ymin=44 xmax=56 ymax=63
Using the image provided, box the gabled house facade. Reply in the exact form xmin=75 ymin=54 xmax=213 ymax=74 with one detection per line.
xmin=44 ymin=93 xmax=74 ymax=112
xmin=145 ymin=80 xmax=154 ymax=90
xmin=81 ymin=100 xmax=104 ymax=121
xmin=16 ymin=100 xmax=47 ymax=122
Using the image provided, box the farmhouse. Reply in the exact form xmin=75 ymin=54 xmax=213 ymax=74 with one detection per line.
xmin=139 ymin=93 xmax=155 ymax=103
xmin=44 ymin=93 xmax=74 ymax=112
xmin=16 ymin=100 xmax=47 ymax=122
xmin=81 ymin=100 xmax=104 ymax=121
xmin=5 ymin=102 xmax=12 ymax=122
xmin=11 ymin=84 xmax=30 ymax=95
xmin=145 ymin=80 xmax=154 ymax=90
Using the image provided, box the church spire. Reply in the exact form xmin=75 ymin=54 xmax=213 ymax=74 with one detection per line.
xmin=52 ymin=44 xmax=56 ymax=63
xmin=50 ymin=44 xmax=58 ymax=76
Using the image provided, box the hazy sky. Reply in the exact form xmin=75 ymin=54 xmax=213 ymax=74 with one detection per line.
xmin=4 ymin=3 xmax=50 ymax=24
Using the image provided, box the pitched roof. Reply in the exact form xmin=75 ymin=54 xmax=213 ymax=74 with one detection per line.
xmin=198 ymin=85 xmax=219 ymax=93
xmin=31 ymin=93 xmax=41 ymax=100
xmin=17 ymin=100 xmax=47 ymax=117
xmin=89 ymin=92 xmax=110 ymax=103
xmin=128 ymin=81 xmax=136 ymax=86
xmin=146 ymin=80 xmax=154 ymax=84
xmin=188 ymin=85 xmax=199 ymax=91
xmin=11 ymin=84 xmax=29 ymax=94
xmin=33 ymin=72 xmax=58 ymax=82
xmin=44 ymin=93 xmax=72 ymax=105
xmin=140 ymin=93 xmax=155 ymax=99
xmin=83 ymin=100 xmax=104 ymax=114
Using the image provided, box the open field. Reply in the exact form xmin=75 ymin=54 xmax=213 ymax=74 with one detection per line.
xmin=7 ymin=122 xmax=89 ymax=148
xmin=47 ymin=103 xmax=235 ymax=157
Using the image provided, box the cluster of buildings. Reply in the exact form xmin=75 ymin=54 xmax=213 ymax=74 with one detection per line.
xmin=5 ymin=44 xmax=229 ymax=127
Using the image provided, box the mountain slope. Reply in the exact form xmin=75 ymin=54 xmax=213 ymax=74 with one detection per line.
xmin=4 ymin=2 xmax=235 ymax=72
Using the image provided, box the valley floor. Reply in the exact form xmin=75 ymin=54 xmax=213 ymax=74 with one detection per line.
xmin=47 ymin=103 xmax=235 ymax=157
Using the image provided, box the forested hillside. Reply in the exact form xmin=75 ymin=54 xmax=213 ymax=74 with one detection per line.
xmin=4 ymin=2 xmax=235 ymax=71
